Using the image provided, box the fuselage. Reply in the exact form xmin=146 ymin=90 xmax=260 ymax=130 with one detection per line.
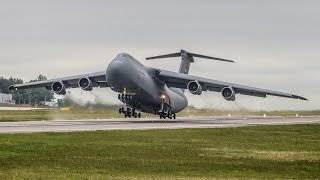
xmin=105 ymin=53 xmax=188 ymax=114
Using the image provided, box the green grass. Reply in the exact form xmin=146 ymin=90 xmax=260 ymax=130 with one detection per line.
xmin=0 ymin=107 xmax=319 ymax=122
xmin=0 ymin=124 xmax=319 ymax=179
xmin=0 ymin=109 xmax=49 ymax=121
xmin=0 ymin=108 xmax=127 ymax=121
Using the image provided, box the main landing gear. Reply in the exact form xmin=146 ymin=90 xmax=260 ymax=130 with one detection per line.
xmin=156 ymin=103 xmax=176 ymax=119
xmin=119 ymin=107 xmax=141 ymax=118
xmin=118 ymin=93 xmax=133 ymax=101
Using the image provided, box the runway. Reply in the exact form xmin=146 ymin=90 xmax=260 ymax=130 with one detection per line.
xmin=0 ymin=116 xmax=319 ymax=134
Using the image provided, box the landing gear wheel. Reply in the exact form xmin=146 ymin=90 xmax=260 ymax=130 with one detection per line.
xmin=132 ymin=109 xmax=136 ymax=116
xmin=162 ymin=112 xmax=166 ymax=119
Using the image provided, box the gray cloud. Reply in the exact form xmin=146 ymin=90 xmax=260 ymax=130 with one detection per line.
xmin=0 ymin=0 xmax=319 ymax=110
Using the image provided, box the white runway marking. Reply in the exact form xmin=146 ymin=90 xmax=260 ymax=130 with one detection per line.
xmin=0 ymin=116 xmax=319 ymax=134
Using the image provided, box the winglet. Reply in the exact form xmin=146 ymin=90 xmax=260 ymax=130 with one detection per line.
xmin=8 ymin=85 xmax=15 ymax=91
xmin=292 ymin=95 xmax=308 ymax=101
xmin=146 ymin=49 xmax=235 ymax=63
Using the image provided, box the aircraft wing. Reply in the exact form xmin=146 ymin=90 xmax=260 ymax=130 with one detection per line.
xmin=158 ymin=70 xmax=308 ymax=100
xmin=9 ymin=71 xmax=108 ymax=90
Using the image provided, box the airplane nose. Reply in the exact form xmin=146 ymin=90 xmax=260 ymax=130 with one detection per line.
xmin=105 ymin=57 xmax=134 ymax=89
xmin=106 ymin=60 xmax=123 ymax=82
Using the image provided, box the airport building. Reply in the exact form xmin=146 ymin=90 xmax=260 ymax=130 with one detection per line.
xmin=0 ymin=93 xmax=13 ymax=104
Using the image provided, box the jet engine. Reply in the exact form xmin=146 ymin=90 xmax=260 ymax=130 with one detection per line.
xmin=51 ymin=81 xmax=66 ymax=95
xmin=78 ymin=77 xmax=93 ymax=91
xmin=187 ymin=81 xmax=202 ymax=95
xmin=221 ymin=86 xmax=236 ymax=101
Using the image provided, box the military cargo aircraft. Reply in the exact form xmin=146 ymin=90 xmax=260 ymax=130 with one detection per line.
xmin=9 ymin=50 xmax=307 ymax=119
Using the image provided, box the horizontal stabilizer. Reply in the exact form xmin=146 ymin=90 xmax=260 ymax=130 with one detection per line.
xmin=188 ymin=52 xmax=234 ymax=63
xmin=146 ymin=52 xmax=181 ymax=60
xmin=146 ymin=49 xmax=235 ymax=63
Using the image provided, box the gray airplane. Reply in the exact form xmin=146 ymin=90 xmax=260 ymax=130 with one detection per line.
xmin=9 ymin=50 xmax=307 ymax=119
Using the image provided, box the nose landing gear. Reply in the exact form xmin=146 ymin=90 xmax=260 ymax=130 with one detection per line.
xmin=119 ymin=107 xmax=141 ymax=118
xmin=117 ymin=93 xmax=141 ymax=118
xmin=118 ymin=93 xmax=133 ymax=101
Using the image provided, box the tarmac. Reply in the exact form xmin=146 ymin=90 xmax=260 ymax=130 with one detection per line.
xmin=0 ymin=116 xmax=319 ymax=133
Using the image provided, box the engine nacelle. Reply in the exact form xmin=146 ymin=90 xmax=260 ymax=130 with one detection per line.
xmin=51 ymin=81 xmax=66 ymax=95
xmin=78 ymin=77 xmax=93 ymax=91
xmin=187 ymin=81 xmax=202 ymax=95
xmin=221 ymin=86 xmax=236 ymax=101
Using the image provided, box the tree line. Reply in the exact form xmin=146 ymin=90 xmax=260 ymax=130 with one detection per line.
xmin=0 ymin=75 xmax=53 ymax=105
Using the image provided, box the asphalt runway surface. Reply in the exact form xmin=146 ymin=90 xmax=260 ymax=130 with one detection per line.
xmin=0 ymin=116 xmax=319 ymax=134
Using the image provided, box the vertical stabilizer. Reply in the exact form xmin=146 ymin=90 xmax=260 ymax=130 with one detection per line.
xmin=179 ymin=50 xmax=194 ymax=74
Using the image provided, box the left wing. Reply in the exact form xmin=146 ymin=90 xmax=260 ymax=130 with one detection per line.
xmin=9 ymin=71 xmax=108 ymax=91
xmin=158 ymin=69 xmax=307 ymax=101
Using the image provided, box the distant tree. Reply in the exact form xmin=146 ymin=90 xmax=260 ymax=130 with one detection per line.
xmin=0 ymin=77 xmax=23 ymax=94
xmin=0 ymin=77 xmax=10 ymax=93
xmin=23 ymin=74 xmax=54 ymax=105
xmin=36 ymin=74 xmax=47 ymax=81
xmin=0 ymin=74 xmax=54 ymax=105
xmin=8 ymin=77 xmax=23 ymax=85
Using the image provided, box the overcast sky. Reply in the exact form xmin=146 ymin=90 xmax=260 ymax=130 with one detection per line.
xmin=1 ymin=0 xmax=319 ymax=110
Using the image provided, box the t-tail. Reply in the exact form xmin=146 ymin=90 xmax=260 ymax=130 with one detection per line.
xmin=146 ymin=49 xmax=235 ymax=74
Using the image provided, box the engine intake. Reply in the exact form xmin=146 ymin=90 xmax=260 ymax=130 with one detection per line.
xmin=78 ymin=77 xmax=93 ymax=91
xmin=187 ymin=81 xmax=202 ymax=95
xmin=221 ymin=86 xmax=236 ymax=101
xmin=51 ymin=81 xmax=66 ymax=95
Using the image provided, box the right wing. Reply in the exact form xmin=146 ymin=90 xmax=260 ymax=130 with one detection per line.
xmin=9 ymin=71 xmax=108 ymax=90
xmin=158 ymin=69 xmax=307 ymax=101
